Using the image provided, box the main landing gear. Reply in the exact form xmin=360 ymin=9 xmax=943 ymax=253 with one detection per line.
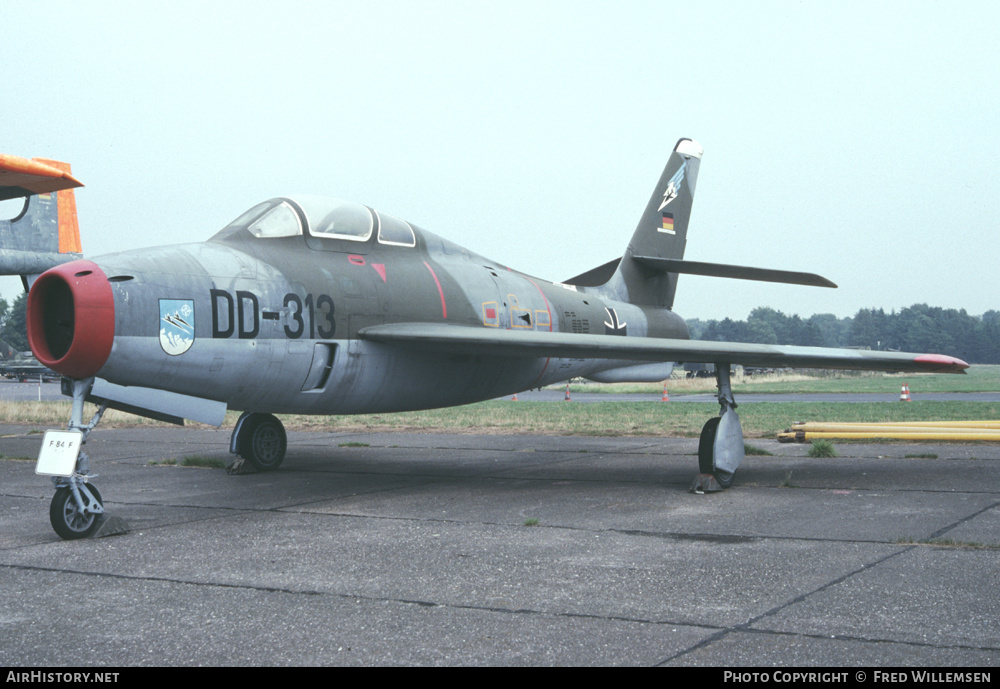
xmin=694 ymin=364 xmax=745 ymax=491
xmin=230 ymin=412 xmax=287 ymax=471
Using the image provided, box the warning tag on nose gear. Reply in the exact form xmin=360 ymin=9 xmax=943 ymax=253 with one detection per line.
xmin=35 ymin=430 xmax=84 ymax=477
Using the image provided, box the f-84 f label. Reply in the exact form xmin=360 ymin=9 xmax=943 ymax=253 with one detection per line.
xmin=211 ymin=289 xmax=335 ymax=340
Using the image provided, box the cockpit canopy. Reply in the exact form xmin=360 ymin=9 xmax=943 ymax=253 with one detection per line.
xmin=222 ymin=199 xmax=302 ymax=238
xmin=218 ymin=196 xmax=415 ymax=247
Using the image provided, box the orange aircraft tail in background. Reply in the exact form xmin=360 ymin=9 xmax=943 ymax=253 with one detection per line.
xmin=0 ymin=154 xmax=84 ymax=284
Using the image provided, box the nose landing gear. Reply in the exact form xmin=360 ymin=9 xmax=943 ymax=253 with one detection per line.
xmin=42 ymin=377 xmax=127 ymax=540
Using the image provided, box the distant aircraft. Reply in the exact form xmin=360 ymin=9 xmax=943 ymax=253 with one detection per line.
xmin=0 ymin=141 xmax=969 ymax=539
xmin=0 ymin=351 xmax=58 ymax=382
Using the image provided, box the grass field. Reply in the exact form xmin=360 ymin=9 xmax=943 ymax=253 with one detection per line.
xmin=1 ymin=366 xmax=996 ymax=439
xmin=569 ymin=364 xmax=1000 ymax=395
xmin=300 ymin=400 xmax=1000 ymax=438
xmin=3 ymin=399 xmax=999 ymax=439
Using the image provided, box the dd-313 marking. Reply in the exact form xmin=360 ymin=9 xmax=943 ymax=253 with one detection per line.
xmin=211 ymin=289 xmax=335 ymax=340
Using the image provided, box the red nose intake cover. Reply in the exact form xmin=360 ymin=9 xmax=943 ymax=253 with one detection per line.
xmin=27 ymin=260 xmax=115 ymax=379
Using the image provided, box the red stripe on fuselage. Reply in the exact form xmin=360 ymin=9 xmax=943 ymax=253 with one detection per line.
xmin=423 ymin=262 xmax=447 ymax=319
xmin=525 ymin=277 xmax=552 ymax=386
xmin=526 ymin=278 xmax=552 ymax=332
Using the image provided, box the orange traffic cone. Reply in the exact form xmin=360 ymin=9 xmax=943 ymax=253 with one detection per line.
xmin=564 ymin=384 xmax=571 ymax=401
xmin=511 ymin=393 xmax=519 ymax=401
xmin=900 ymin=383 xmax=912 ymax=402
xmin=661 ymin=384 xmax=670 ymax=402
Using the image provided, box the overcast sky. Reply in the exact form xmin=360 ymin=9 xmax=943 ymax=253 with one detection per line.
xmin=3 ymin=1 xmax=997 ymax=321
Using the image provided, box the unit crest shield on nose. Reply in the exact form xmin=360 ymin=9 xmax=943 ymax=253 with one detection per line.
xmin=159 ymin=299 xmax=195 ymax=355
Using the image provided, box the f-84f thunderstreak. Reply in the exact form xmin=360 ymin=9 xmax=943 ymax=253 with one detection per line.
xmin=0 ymin=141 xmax=968 ymax=539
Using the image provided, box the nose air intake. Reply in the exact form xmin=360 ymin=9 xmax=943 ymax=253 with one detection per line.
xmin=27 ymin=260 xmax=115 ymax=379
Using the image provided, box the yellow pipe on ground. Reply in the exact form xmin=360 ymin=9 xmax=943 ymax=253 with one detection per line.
xmin=792 ymin=420 xmax=1000 ymax=429
xmin=789 ymin=423 xmax=1000 ymax=435
xmin=780 ymin=431 xmax=1000 ymax=441
xmin=778 ymin=420 xmax=1000 ymax=442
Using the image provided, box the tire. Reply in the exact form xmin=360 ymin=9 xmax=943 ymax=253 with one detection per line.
xmin=697 ymin=417 xmax=734 ymax=489
xmin=713 ymin=466 xmax=735 ymax=489
xmin=237 ymin=413 xmax=287 ymax=471
xmin=698 ymin=417 xmax=720 ymax=475
xmin=50 ymin=484 xmax=103 ymax=540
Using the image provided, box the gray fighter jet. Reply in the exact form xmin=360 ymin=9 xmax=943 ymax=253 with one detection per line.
xmin=0 ymin=143 xmax=969 ymax=539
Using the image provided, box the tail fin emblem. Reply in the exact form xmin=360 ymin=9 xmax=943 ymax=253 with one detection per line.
xmin=657 ymin=162 xmax=687 ymax=211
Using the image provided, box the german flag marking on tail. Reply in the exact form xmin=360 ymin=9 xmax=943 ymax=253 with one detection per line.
xmin=660 ymin=212 xmax=675 ymax=234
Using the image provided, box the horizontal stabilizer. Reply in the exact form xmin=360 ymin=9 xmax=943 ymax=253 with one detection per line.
xmin=563 ymin=258 xmax=621 ymax=287
xmin=0 ymin=154 xmax=83 ymax=201
xmin=633 ymin=256 xmax=837 ymax=288
xmin=0 ymin=250 xmax=82 ymax=277
xmin=360 ymin=322 xmax=969 ymax=374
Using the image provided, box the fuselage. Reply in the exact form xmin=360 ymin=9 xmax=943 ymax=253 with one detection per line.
xmin=28 ymin=197 xmax=689 ymax=415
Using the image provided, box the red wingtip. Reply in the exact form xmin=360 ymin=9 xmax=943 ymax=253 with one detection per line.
xmin=914 ymin=354 xmax=970 ymax=372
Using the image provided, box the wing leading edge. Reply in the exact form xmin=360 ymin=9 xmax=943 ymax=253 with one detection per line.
xmin=360 ymin=322 xmax=969 ymax=374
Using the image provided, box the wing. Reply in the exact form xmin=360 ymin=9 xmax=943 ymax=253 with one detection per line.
xmin=360 ymin=322 xmax=969 ymax=374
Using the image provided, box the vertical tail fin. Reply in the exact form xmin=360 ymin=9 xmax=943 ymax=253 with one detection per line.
xmin=563 ymin=140 xmax=835 ymax=305
xmin=0 ymin=154 xmax=83 ymax=284
xmin=610 ymin=138 xmax=702 ymax=307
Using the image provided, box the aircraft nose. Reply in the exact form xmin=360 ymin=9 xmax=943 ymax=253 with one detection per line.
xmin=27 ymin=259 xmax=115 ymax=379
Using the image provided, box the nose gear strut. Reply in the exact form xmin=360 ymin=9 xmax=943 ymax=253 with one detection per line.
xmin=44 ymin=377 xmax=128 ymax=539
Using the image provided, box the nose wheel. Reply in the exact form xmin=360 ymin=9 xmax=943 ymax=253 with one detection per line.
xmin=50 ymin=483 xmax=104 ymax=540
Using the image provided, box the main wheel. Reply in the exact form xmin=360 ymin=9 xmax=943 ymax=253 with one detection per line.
xmin=697 ymin=417 xmax=734 ymax=488
xmin=237 ymin=413 xmax=287 ymax=471
xmin=50 ymin=484 xmax=103 ymax=540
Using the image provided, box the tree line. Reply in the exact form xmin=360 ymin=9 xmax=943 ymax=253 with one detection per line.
xmin=687 ymin=305 xmax=1000 ymax=364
